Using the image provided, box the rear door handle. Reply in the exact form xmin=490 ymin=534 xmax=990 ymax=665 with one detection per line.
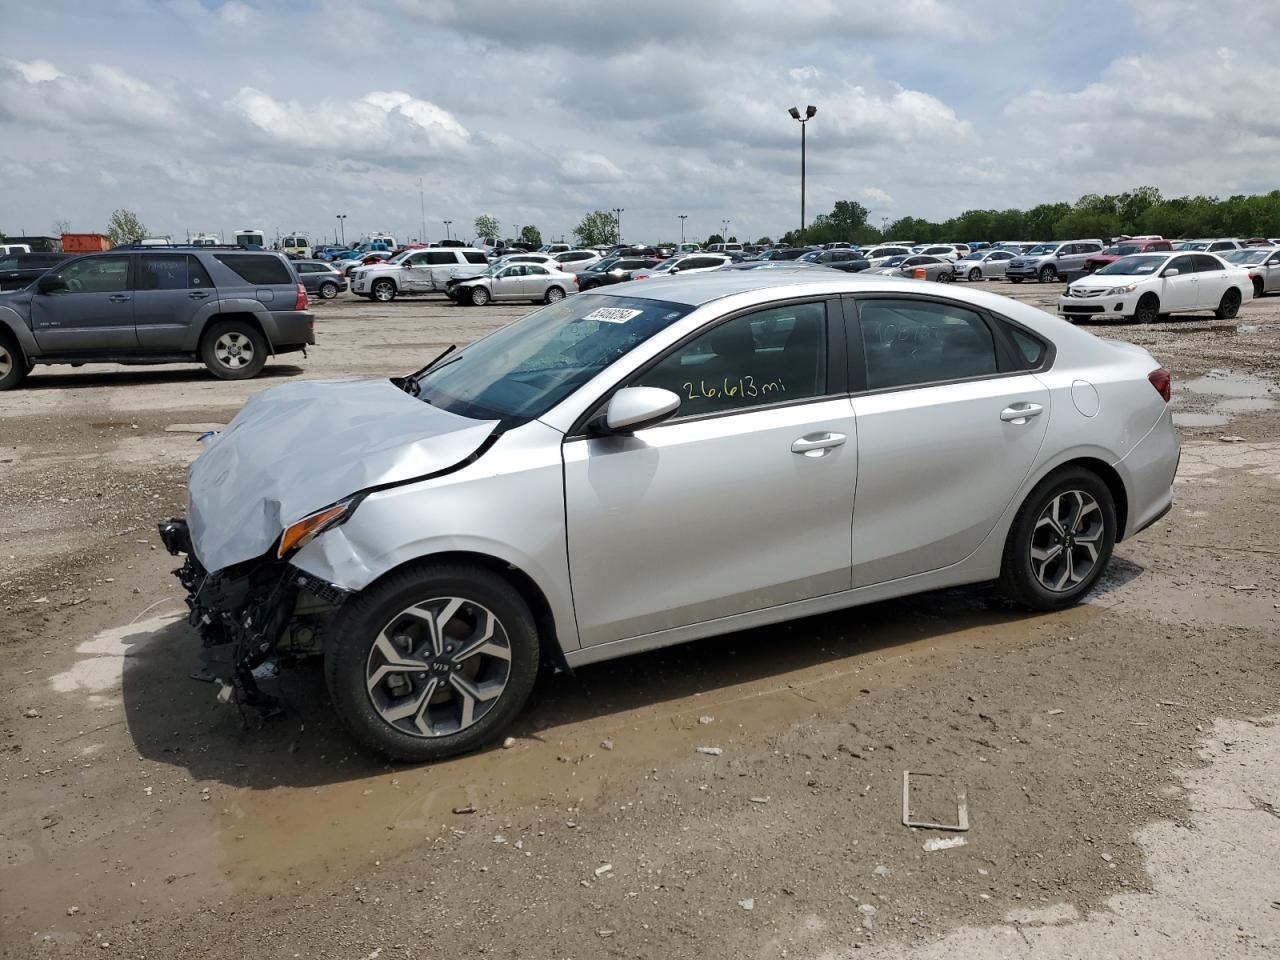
xmin=791 ymin=432 xmax=847 ymax=457
xmin=188 ymin=291 xmax=210 ymax=300
xmin=107 ymin=294 xmax=131 ymax=303
xmin=1000 ymin=403 xmax=1044 ymax=424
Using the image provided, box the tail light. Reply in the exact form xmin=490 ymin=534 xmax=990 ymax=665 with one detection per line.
xmin=573 ymin=275 xmax=580 ymax=285
xmin=295 ymin=283 xmax=308 ymax=310
xmin=1148 ymin=367 xmax=1171 ymax=402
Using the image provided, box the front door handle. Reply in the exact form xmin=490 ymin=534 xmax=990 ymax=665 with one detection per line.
xmin=791 ymin=432 xmax=847 ymax=457
xmin=188 ymin=291 xmax=210 ymax=300
xmin=108 ymin=294 xmax=131 ymax=303
xmin=1000 ymin=402 xmax=1044 ymax=424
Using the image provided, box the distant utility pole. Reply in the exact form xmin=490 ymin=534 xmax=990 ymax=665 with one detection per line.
xmin=679 ymin=214 xmax=688 ymax=244
xmin=418 ymin=178 xmax=427 ymax=245
xmin=612 ymin=208 xmax=624 ymax=244
xmin=443 ymin=220 xmax=452 ymax=242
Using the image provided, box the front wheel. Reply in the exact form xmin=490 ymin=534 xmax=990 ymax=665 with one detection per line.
xmin=544 ymin=285 xmax=566 ymax=303
xmin=0 ymin=333 xmax=30 ymax=391
xmin=1215 ymin=287 xmax=1242 ymax=320
xmin=469 ymin=286 xmax=491 ymax=306
xmin=1254 ymin=278 xmax=1265 ymax=299
xmin=325 ymin=562 xmax=540 ymax=762
xmin=968 ymin=268 xmax=981 ymax=282
xmin=997 ymin=467 xmax=1116 ymax=611
xmin=1038 ymin=265 xmax=1057 ymax=283
xmin=200 ymin=319 xmax=267 ymax=380
xmin=372 ymin=279 xmax=397 ymax=302
xmin=1133 ymin=293 xmax=1160 ymax=325
xmin=936 ymin=270 xmax=954 ymax=283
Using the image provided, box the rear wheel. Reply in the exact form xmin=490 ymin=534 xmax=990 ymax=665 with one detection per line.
xmin=1038 ymin=265 xmax=1057 ymax=283
xmin=1133 ymin=293 xmax=1160 ymax=325
xmin=936 ymin=270 xmax=954 ymax=283
xmin=1254 ymin=277 xmax=1265 ymax=299
xmin=372 ymin=279 xmax=397 ymax=302
xmin=325 ymin=561 xmax=540 ymax=762
xmin=1215 ymin=287 xmax=1242 ymax=320
xmin=997 ymin=467 xmax=1116 ymax=611
xmin=0 ymin=333 xmax=30 ymax=391
xmin=319 ymin=281 xmax=339 ymax=299
xmin=544 ymin=285 xmax=566 ymax=303
xmin=968 ymin=268 xmax=981 ymax=282
xmin=200 ymin=319 xmax=268 ymax=380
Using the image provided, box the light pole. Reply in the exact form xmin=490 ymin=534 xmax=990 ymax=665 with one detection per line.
xmin=787 ymin=104 xmax=817 ymax=243
xmin=443 ymin=220 xmax=452 ymax=242
xmin=336 ymin=214 xmax=346 ymax=246
xmin=417 ymin=177 xmax=427 ymax=246
xmin=612 ymin=208 xmax=624 ymax=245
xmin=721 ymin=218 xmax=730 ymax=242
xmin=678 ymin=214 xmax=688 ymax=245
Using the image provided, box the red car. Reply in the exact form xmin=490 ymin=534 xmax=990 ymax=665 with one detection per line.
xmin=1084 ymin=238 xmax=1172 ymax=272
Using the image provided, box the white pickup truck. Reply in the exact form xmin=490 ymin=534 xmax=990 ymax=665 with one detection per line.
xmin=350 ymin=247 xmax=491 ymax=301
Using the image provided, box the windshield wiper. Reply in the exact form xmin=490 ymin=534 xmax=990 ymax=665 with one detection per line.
xmin=394 ymin=344 xmax=458 ymax=395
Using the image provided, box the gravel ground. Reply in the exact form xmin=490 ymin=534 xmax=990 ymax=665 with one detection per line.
xmin=1 ymin=280 xmax=1278 ymax=959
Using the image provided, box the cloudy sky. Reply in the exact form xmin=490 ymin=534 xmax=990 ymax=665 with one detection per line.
xmin=2 ymin=0 xmax=1275 ymax=246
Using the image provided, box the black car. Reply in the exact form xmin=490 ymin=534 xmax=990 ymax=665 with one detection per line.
xmin=575 ymin=256 xmax=662 ymax=292
xmin=0 ymin=252 xmax=72 ymax=292
xmin=798 ymin=248 xmax=872 ymax=272
xmin=754 ymin=247 xmax=812 ymax=262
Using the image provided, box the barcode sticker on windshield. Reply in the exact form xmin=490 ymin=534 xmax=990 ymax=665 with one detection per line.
xmin=583 ymin=307 xmax=643 ymax=324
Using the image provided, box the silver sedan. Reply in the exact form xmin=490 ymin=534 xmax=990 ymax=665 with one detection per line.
xmin=447 ymin=262 xmax=576 ymax=305
xmin=953 ymin=248 xmax=1017 ymax=281
xmin=873 ymin=254 xmax=955 ymax=282
xmin=166 ymin=272 xmax=1180 ymax=761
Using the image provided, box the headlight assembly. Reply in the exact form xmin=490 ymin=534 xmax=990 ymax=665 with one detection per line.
xmin=277 ymin=498 xmax=359 ymax=558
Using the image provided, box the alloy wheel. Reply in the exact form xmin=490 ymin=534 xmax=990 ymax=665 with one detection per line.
xmin=969 ymin=268 xmax=981 ymax=281
xmin=0 ymin=344 xmax=12 ymax=380
xmin=365 ymin=597 xmax=513 ymax=738
xmin=546 ymin=286 xmax=565 ymax=302
xmin=214 ymin=332 xmax=254 ymax=369
xmin=374 ymin=281 xmax=394 ymax=302
xmin=1029 ymin=490 xmax=1105 ymax=592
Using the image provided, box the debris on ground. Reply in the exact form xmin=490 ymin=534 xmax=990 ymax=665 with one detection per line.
xmin=696 ymin=746 xmax=723 ymax=756
xmin=923 ymin=836 xmax=968 ymax=852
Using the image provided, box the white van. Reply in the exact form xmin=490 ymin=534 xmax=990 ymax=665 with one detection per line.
xmin=707 ymin=242 xmax=743 ymax=253
xmin=0 ymin=243 xmax=32 ymax=256
xmin=235 ymin=229 xmax=266 ymax=249
xmin=282 ymin=235 xmax=312 ymax=259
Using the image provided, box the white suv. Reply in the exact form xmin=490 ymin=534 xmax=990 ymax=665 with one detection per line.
xmin=352 ymin=248 xmax=490 ymax=301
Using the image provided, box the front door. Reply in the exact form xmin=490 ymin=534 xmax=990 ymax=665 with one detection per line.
xmin=846 ymin=296 xmax=1050 ymax=585
xmin=30 ymin=255 xmax=136 ymax=352
xmin=563 ymin=299 xmax=857 ymax=646
xmin=133 ymin=253 xmax=215 ymax=350
xmin=490 ymin=265 xmax=526 ymax=300
xmin=1160 ymin=255 xmax=1199 ymax=310
xmin=400 ymin=252 xmax=433 ymax=293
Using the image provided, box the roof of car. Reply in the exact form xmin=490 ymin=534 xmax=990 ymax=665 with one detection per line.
xmin=602 ymin=270 xmax=900 ymax=307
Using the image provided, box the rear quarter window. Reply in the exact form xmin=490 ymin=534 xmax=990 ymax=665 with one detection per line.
xmin=463 ymin=252 xmax=488 ymax=265
xmin=213 ymin=254 xmax=293 ymax=285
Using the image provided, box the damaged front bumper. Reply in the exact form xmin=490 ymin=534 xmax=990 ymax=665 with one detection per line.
xmin=158 ymin=518 xmax=348 ymax=711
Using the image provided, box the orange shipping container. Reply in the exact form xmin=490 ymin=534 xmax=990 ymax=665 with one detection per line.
xmin=61 ymin=233 xmax=112 ymax=252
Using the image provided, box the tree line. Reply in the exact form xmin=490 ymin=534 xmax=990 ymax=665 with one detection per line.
xmin=784 ymin=188 xmax=1280 ymax=247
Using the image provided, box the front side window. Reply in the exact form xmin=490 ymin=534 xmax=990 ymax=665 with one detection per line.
xmin=631 ymin=302 xmax=828 ymax=419
xmin=856 ymin=299 xmax=998 ymax=391
xmin=413 ymin=294 xmax=695 ymax=424
xmin=54 ymin=256 xmax=130 ymax=294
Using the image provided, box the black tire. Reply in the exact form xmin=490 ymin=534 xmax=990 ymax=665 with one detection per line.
xmin=1254 ymin=277 xmax=1265 ymax=299
xmin=325 ymin=561 xmax=540 ymax=762
xmin=997 ymin=466 xmax=1116 ymax=611
xmin=1133 ymin=293 xmax=1160 ymax=325
xmin=319 ymin=281 xmax=339 ymax=300
xmin=936 ymin=270 xmax=954 ymax=283
xmin=1038 ymin=265 xmax=1057 ymax=283
xmin=200 ymin=318 xmax=268 ymax=380
xmin=0 ymin=333 xmax=30 ymax=391
xmin=1215 ymin=287 xmax=1242 ymax=320
xmin=544 ymin=285 xmax=566 ymax=303
xmin=372 ymin=279 xmax=397 ymax=302
xmin=1010 ymin=277 xmax=1023 ymax=284
xmin=968 ymin=268 xmax=981 ymax=282
xmin=469 ymin=286 xmax=490 ymax=306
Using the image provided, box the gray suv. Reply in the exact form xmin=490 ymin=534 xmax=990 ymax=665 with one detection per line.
xmin=0 ymin=247 xmax=315 ymax=389
xmin=1005 ymin=240 xmax=1105 ymax=283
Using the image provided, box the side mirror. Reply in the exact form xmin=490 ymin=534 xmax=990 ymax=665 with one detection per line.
xmin=37 ymin=273 xmax=67 ymax=294
xmin=1162 ymin=268 xmax=1180 ymax=277
xmin=669 ymin=267 xmax=680 ymax=275
xmin=603 ymin=387 xmax=681 ymax=433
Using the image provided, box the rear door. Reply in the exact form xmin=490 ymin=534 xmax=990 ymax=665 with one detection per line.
xmin=424 ymin=250 xmax=460 ymax=290
xmin=845 ymin=295 xmax=1050 ymax=586
xmin=30 ymin=255 xmax=137 ymax=352
xmin=1161 ymin=255 xmax=1199 ymax=310
xmin=1264 ymin=250 xmax=1280 ymax=293
xmin=134 ymin=254 xmax=216 ymax=349
xmin=1192 ymin=254 xmax=1231 ymax=308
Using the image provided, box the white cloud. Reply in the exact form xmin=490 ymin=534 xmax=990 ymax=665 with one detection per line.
xmin=862 ymin=188 xmax=894 ymax=207
xmin=559 ymin=152 xmax=625 ymax=184
xmin=0 ymin=58 xmax=180 ymax=130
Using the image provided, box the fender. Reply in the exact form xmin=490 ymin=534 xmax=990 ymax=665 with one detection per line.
xmin=0 ymin=305 xmax=38 ymax=357
xmin=180 ymin=298 xmax=275 ymax=353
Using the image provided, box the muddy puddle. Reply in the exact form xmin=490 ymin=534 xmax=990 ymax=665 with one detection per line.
xmin=7 ymin=591 xmax=1098 ymax=930
xmin=1172 ymin=369 xmax=1277 ymax=428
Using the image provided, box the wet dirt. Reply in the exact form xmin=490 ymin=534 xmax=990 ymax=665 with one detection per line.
xmin=2 ymin=285 xmax=1279 ymax=958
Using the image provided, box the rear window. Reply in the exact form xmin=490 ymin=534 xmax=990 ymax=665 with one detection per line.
xmin=213 ymin=254 xmax=293 ymax=285
xmin=427 ymin=251 xmax=457 ymax=265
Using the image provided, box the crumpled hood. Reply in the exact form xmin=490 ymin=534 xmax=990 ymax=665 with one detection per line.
xmin=187 ymin=378 xmax=498 ymax=573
